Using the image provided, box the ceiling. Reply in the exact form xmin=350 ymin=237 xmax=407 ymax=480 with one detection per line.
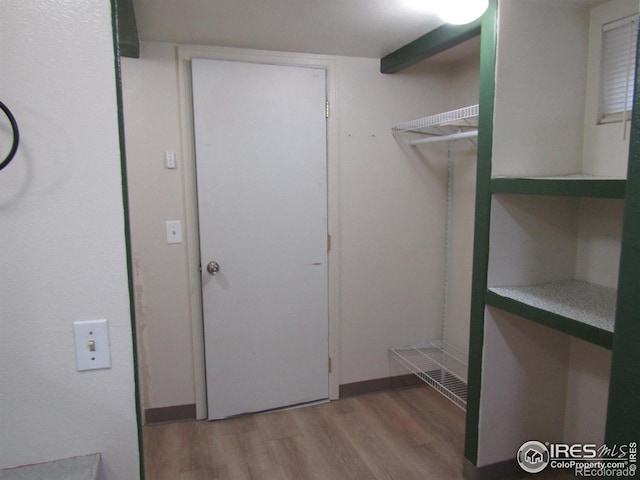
xmin=132 ymin=0 xmax=449 ymax=59
xmin=132 ymin=0 xmax=610 ymax=61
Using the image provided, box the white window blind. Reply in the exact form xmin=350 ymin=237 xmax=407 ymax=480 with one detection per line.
xmin=600 ymin=15 xmax=638 ymax=123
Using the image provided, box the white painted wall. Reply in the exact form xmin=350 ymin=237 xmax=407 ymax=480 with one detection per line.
xmin=0 ymin=1 xmax=140 ymax=478
xmin=122 ymin=40 xmax=480 ymax=412
xmin=575 ymin=199 xmax=624 ymax=289
xmin=479 ymin=309 xmax=570 ymax=466
xmin=491 ymin=0 xmax=589 ymax=177
xmin=122 ymin=42 xmax=195 ymax=411
xmin=563 ymin=338 xmax=612 ymax=445
xmin=336 ymin=55 xmax=457 ymax=385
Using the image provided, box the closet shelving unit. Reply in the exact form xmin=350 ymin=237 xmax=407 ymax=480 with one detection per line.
xmin=488 ymin=175 xmax=625 ymax=350
xmin=389 ymin=105 xmax=479 ymax=410
xmin=381 ymin=0 xmax=640 ymax=475
xmin=462 ymin=0 xmax=639 ymax=472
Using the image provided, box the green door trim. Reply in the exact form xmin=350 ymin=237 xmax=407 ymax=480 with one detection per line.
xmin=110 ymin=0 xmax=145 ymax=478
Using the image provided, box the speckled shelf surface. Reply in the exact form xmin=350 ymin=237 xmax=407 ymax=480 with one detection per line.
xmin=0 ymin=454 xmax=101 ymax=480
xmin=493 ymin=174 xmax=625 ymax=180
xmin=489 ymin=279 xmax=616 ymax=332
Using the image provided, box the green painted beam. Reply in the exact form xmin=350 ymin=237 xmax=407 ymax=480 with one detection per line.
xmin=605 ymin=23 xmax=640 ymax=458
xmin=380 ymin=19 xmax=481 ymax=74
xmin=116 ymin=0 xmax=139 ymax=58
xmin=463 ymin=0 xmax=498 ymax=466
xmin=491 ymin=177 xmax=626 ymax=198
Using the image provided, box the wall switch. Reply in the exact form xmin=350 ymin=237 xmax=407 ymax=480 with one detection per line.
xmin=166 ymin=220 xmax=183 ymax=244
xmin=165 ymin=150 xmax=177 ymax=169
xmin=73 ymin=319 xmax=111 ymax=371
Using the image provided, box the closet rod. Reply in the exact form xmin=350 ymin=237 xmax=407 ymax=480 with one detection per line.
xmin=408 ymin=129 xmax=478 ymax=146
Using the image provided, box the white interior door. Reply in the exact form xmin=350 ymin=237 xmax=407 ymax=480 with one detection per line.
xmin=191 ymin=59 xmax=329 ymax=420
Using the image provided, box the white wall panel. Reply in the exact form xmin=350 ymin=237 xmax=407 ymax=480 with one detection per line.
xmin=0 ymin=1 xmax=139 ymax=477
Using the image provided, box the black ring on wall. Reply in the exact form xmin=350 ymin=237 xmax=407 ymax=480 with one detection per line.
xmin=0 ymin=101 xmax=20 ymax=172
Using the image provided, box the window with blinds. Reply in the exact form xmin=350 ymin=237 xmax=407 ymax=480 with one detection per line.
xmin=600 ymin=15 xmax=638 ymax=123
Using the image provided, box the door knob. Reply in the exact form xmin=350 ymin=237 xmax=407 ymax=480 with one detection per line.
xmin=206 ymin=261 xmax=220 ymax=275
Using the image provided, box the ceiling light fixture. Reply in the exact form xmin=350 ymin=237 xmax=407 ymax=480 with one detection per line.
xmin=437 ymin=0 xmax=489 ymax=25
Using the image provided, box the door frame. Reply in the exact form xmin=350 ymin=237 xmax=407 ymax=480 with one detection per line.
xmin=177 ymin=45 xmax=340 ymax=419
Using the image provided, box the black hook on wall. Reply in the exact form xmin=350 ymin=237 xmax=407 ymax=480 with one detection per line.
xmin=0 ymin=100 xmax=20 ymax=172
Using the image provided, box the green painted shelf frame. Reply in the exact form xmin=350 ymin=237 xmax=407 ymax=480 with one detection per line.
xmin=491 ymin=176 xmax=626 ymax=198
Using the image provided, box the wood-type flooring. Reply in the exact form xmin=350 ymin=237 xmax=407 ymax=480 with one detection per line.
xmin=143 ymin=385 xmax=572 ymax=480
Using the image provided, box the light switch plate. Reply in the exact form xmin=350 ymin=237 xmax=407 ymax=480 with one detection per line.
xmin=165 ymin=150 xmax=177 ymax=169
xmin=73 ymin=319 xmax=111 ymax=371
xmin=166 ymin=220 xmax=183 ymax=244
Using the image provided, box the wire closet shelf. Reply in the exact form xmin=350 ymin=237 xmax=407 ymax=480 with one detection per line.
xmin=390 ymin=341 xmax=468 ymax=410
xmin=389 ymin=105 xmax=478 ymax=410
xmin=392 ymin=104 xmax=479 ymax=147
